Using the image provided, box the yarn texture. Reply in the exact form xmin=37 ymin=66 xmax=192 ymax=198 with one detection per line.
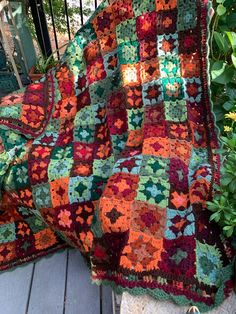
xmin=0 ymin=0 xmax=234 ymax=312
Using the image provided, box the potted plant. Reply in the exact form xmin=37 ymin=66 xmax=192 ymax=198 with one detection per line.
xmin=28 ymin=53 xmax=58 ymax=82
xmin=28 ymin=42 xmax=68 ymax=82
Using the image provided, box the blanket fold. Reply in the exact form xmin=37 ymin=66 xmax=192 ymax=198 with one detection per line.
xmin=0 ymin=0 xmax=234 ymax=312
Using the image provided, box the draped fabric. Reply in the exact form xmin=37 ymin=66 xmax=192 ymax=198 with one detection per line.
xmin=0 ymin=0 xmax=234 ymax=312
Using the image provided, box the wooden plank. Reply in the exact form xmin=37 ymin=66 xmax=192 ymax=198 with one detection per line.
xmin=27 ymin=250 xmax=67 ymax=314
xmin=0 ymin=263 xmax=34 ymax=314
xmin=64 ymin=249 xmax=100 ymax=314
xmin=102 ymin=285 xmax=113 ymax=314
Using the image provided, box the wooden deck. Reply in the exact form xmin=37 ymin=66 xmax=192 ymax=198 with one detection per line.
xmin=0 ymin=249 xmax=114 ymax=314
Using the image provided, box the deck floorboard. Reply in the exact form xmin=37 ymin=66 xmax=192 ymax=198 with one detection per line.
xmin=0 ymin=249 xmax=114 ymax=314
xmin=101 ymin=285 xmax=113 ymax=314
xmin=0 ymin=264 xmax=33 ymax=314
xmin=64 ymin=249 xmax=100 ymax=314
xmin=0 ymin=262 xmax=34 ymax=314
xmin=27 ymin=250 xmax=67 ymax=314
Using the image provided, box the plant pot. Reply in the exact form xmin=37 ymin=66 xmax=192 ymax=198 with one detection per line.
xmin=28 ymin=66 xmax=43 ymax=82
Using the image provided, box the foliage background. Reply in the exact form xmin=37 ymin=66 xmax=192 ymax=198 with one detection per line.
xmin=25 ymin=0 xmax=94 ymax=40
xmin=210 ymin=0 xmax=236 ymax=128
xmin=208 ymin=0 xmax=236 ymax=237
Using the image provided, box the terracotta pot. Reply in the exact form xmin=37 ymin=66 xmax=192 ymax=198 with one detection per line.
xmin=28 ymin=66 xmax=44 ymax=82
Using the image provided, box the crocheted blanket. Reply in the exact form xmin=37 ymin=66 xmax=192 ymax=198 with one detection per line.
xmin=0 ymin=0 xmax=234 ymax=312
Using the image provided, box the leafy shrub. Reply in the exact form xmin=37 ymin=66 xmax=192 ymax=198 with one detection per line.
xmin=210 ymin=0 xmax=236 ymax=129
xmin=34 ymin=54 xmax=58 ymax=74
xmin=208 ymin=0 xmax=236 ymax=237
xmin=207 ymin=134 xmax=236 ymax=237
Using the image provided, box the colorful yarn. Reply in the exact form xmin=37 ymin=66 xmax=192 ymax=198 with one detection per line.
xmin=0 ymin=0 xmax=234 ymax=312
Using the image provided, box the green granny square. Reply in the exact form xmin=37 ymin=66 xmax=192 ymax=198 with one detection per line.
xmin=132 ymin=0 xmax=155 ymax=17
xmin=0 ymin=104 xmax=21 ymax=120
xmin=93 ymin=156 xmax=114 ymax=178
xmin=140 ymin=155 xmax=169 ymax=178
xmin=51 ymin=144 xmax=73 ymax=160
xmin=127 ymin=107 xmax=144 ymax=130
xmin=116 ymin=18 xmax=137 ymax=45
xmin=74 ymin=124 xmax=95 ymax=143
xmin=117 ymin=41 xmax=140 ymax=65
xmin=26 ymin=215 xmax=47 ymax=233
xmin=74 ymin=22 xmax=97 ymax=48
xmin=164 ymin=100 xmax=187 ymax=122
xmin=69 ymin=176 xmax=93 ymax=203
xmin=162 ymin=77 xmax=184 ymax=101
xmin=111 ymin=133 xmax=128 ymax=156
xmin=159 ymin=56 xmax=181 ymax=78
xmin=74 ymin=105 xmax=94 ymax=126
xmin=136 ymin=176 xmax=170 ymax=208
xmin=32 ymin=183 xmax=52 ymax=209
xmin=0 ymin=223 xmax=16 ymax=243
xmin=6 ymin=161 xmax=30 ymax=190
xmin=177 ymin=0 xmax=197 ymax=31
xmin=89 ymin=78 xmax=111 ymax=104
xmin=48 ymin=158 xmax=73 ymax=181
xmin=196 ymin=241 xmax=223 ymax=286
xmin=0 ymin=129 xmax=25 ymax=151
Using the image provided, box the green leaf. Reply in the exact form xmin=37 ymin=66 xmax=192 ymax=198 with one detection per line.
xmin=223 ymin=101 xmax=235 ymax=111
xmin=215 ymin=148 xmax=227 ymax=154
xmin=218 ymin=24 xmax=229 ymax=33
xmin=212 ymin=65 xmax=235 ymax=84
xmin=213 ymin=32 xmax=230 ymax=53
xmin=229 ymin=178 xmax=236 ymax=193
xmin=217 ymin=4 xmax=226 ymax=16
xmin=232 ymin=53 xmax=236 ymax=68
xmin=226 ymin=227 xmax=234 ymax=237
xmin=210 ymin=212 xmax=221 ymax=223
xmin=226 ymin=83 xmax=236 ymax=100
xmin=221 ymin=136 xmax=229 ymax=144
xmin=216 ymin=0 xmax=225 ymax=3
xmin=213 ymin=105 xmax=225 ymax=121
xmin=226 ymin=32 xmax=236 ymax=52
xmin=224 ymin=0 xmax=236 ymax=7
xmin=221 ymin=176 xmax=233 ymax=186
xmin=226 ymin=13 xmax=236 ymax=28
xmin=207 ymin=201 xmax=220 ymax=211
xmin=223 ymin=225 xmax=233 ymax=231
xmin=211 ymin=61 xmax=226 ymax=79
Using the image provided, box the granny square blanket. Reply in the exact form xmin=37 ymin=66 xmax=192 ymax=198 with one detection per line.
xmin=0 ymin=0 xmax=234 ymax=312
